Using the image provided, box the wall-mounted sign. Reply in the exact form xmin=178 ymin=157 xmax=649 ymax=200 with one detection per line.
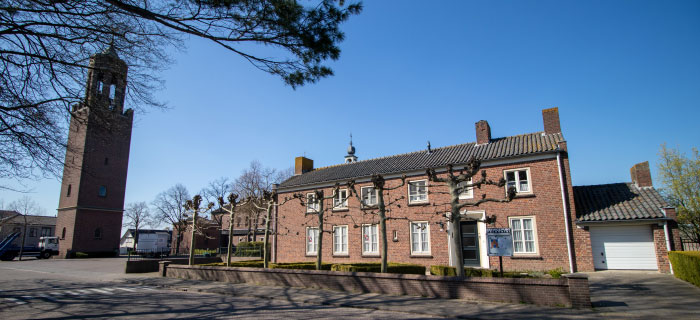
xmin=486 ymin=228 xmax=513 ymax=257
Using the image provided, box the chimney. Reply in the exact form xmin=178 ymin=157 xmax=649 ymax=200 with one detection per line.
xmin=475 ymin=120 xmax=491 ymax=145
xmin=542 ymin=107 xmax=561 ymax=134
xmin=630 ymin=161 xmax=653 ymax=188
xmin=295 ymin=156 xmax=314 ymax=175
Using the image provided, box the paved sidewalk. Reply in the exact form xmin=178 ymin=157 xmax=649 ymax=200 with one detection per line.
xmin=122 ymin=276 xmax=599 ymax=319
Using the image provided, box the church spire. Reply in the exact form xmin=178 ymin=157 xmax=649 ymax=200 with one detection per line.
xmin=345 ymin=133 xmax=358 ymax=163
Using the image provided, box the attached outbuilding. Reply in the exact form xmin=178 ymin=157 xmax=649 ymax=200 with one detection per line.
xmin=574 ymin=162 xmax=681 ymax=271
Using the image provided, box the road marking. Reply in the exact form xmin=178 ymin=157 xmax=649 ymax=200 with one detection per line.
xmin=65 ymin=291 xmax=80 ymax=296
xmin=114 ymin=287 xmax=136 ymax=292
xmin=137 ymin=286 xmax=156 ymax=291
xmin=76 ymin=289 xmax=92 ymax=295
xmin=49 ymin=291 xmax=64 ymax=296
xmin=89 ymin=288 xmax=112 ymax=294
xmin=4 ymin=297 xmax=26 ymax=305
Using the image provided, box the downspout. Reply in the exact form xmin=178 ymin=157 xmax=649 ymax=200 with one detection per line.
xmin=557 ymin=151 xmax=575 ymax=273
xmin=661 ymin=208 xmax=674 ymax=275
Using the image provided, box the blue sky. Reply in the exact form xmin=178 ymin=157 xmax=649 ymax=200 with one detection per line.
xmin=1 ymin=0 xmax=699 ymax=218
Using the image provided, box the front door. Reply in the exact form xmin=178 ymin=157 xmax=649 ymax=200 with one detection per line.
xmin=460 ymin=220 xmax=480 ymax=267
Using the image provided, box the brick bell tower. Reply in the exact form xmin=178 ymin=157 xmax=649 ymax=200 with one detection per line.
xmin=55 ymin=44 xmax=133 ymax=258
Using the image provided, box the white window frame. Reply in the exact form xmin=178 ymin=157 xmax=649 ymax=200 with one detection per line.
xmin=410 ymin=221 xmax=431 ymax=255
xmin=306 ymin=192 xmax=320 ymax=213
xmin=408 ymin=179 xmax=429 ymax=204
xmin=333 ymin=225 xmax=348 ymax=255
xmin=306 ymin=227 xmax=319 ymax=255
xmin=503 ymin=168 xmax=532 ymax=194
xmin=457 ymin=178 xmax=473 ymax=200
xmin=361 ymin=186 xmax=378 ymax=207
xmin=508 ymin=216 xmax=539 ymax=255
xmin=362 ymin=224 xmax=379 ymax=255
xmin=333 ymin=189 xmax=349 ymax=210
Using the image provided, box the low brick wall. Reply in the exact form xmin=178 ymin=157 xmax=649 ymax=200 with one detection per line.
xmin=159 ymin=262 xmax=591 ymax=308
xmin=125 ymin=257 xmax=222 ymax=273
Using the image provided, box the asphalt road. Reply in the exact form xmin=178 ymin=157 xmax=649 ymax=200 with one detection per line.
xmin=0 ymin=258 xmax=438 ymax=319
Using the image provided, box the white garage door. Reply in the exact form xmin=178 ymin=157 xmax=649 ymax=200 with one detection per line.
xmin=590 ymin=225 xmax=658 ymax=270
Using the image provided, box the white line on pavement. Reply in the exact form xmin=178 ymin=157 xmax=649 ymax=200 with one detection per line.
xmin=4 ymin=297 xmax=26 ymax=305
xmin=114 ymin=287 xmax=136 ymax=292
xmin=89 ymin=288 xmax=111 ymax=294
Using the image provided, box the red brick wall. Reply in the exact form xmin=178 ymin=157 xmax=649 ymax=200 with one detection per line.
xmin=171 ymin=222 xmax=221 ymax=254
xmin=162 ymin=264 xmax=591 ymax=308
xmin=653 ymin=224 xmax=671 ymax=272
xmin=276 ymin=157 xmax=584 ymax=272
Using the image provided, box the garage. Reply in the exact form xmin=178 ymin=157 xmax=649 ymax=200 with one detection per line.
xmin=590 ymin=225 xmax=657 ymax=270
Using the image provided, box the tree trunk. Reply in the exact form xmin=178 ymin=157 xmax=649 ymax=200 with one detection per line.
xmin=377 ymin=188 xmax=388 ymax=273
xmin=449 ymin=183 xmax=465 ymax=277
xmin=18 ymin=218 xmax=27 ymax=261
xmin=316 ymin=203 xmax=324 ymax=270
xmin=175 ymin=231 xmax=182 ymax=255
xmin=188 ymin=211 xmax=198 ymax=266
xmin=134 ymin=226 xmax=140 ymax=252
xmin=226 ymin=211 xmax=234 ymax=267
xmin=263 ymin=204 xmax=272 ymax=268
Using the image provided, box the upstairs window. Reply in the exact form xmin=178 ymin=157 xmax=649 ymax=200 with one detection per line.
xmin=41 ymin=227 xmax=52 ymax=237
xmin=67 ymin=184 xmax=72 ymax=197
xmin=457 ymin=178 xmax=473 ymax=199
xmin=29 ymin=228 xmax=37 ymax=237
xmin=61 ymin=227 xmax=66 ymax=239
xmin=408 ymin=180 xmax=428 ymax=204
xmin=333 ymin=189 xmax=348 ymax=210
xmin=306 ymin=193 xmax=320 ymax=213
xmin=94 ymin=227 xmax=102 ymax=239
xmin=98 ymin=185 xmax=107 ymax=197
xmin=504 ymin=168 xmax=531 ymax=194
xmin=361 ymin=186 xmax=378 ymax=207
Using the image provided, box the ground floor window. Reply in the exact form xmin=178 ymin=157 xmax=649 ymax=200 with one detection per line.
xmin=362 ymin=224 xmax=378 ymax=255
xmin=410 ymin=221 xmax=430 ymax=255
xmin=306 ymin=227 xmax=319 ymax=255
xmin=509 ymin=216 xmax=538 ymax=254
xmin=333 ymin=225 xmax=348 ymax=255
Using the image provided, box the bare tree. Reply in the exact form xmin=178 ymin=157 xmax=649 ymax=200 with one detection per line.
xmin=1 ymin=1 xmax=362 ymax=187
xmin=8 ymin=196 xmax=43 ymax=261
xmin=217 ymin=193 xmax=242 ymax=267
xmin=200 ymin=177 xmax=233 ymax=226
xmin=426 ymin=157 xmax=516 ymax=277
xmin=347 ymin=174 xmax=406 ymax=273
xmin=233 ymin=161 xmax=292 ymax=242
xmin=296 ymin=187 xmax=339 ymax=270
xmin=152 ymin=183 xmax=190 ymax=254
xmin=183 ymin=195 xmax=215 ymax=266
xmin=123 ymin=201 xmax=154 ymax=251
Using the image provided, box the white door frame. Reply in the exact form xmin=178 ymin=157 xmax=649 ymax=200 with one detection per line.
xmin=447 ymin=210 xmax=489 ymax=269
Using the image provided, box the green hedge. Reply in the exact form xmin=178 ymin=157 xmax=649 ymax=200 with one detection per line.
xmin=199 ymin=260 xmax=265 ymax=268
xmin=272 ymin=262 xmax=332 ymax=270
xmin=331 ymin=263 xmax=426 ymax=275
xmin=237 ymin=241 xmax=264 ymax=248
xmin=429 ymin=265 xmax=563 ymax=278
xmin=669 ymin=251 xmax=700 ymax=287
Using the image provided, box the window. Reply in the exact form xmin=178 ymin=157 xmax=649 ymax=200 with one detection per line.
xmin=104 ymin=157 xmax=109 ymax=165
xmin=509 ymin=216 xmax=538 ymax=254
xmin=361 ymin=186 xmax=378 ymax=207
xmin=504 ymin=168 xmax=531 ymax=194
xmin=408 ymin=180 xmax=428 ymax=203
xmin=67 ymin=184 xmax=72 ymax=197
xmin=94 ymin=227 xmax=102 ymax=239
xmin=306 ymin=227 xmax=319 ymax=255
xmin=41 ymin=227 xmax=52 ymax=237
xmin=333 ymin=189 xmax=348 ymax=209
xmin=410 ymin=222 xmax=430 ymax=255
xmin=29 ymin=228 xmax=37 ymax=237
xmin=61 ymin=227 xmax=66 ymax=239
xmin=333 ymin=225 xmax=348 ymax=255
xmin=457 ymin=178 xmax=473 ymax=199
xmin=98 ymin=185 xmax=107 ymax=197
xmin=306 ymin=193 xmax=320 ymax=212
xmin=362 ymin=224 xmax=378 ymax=255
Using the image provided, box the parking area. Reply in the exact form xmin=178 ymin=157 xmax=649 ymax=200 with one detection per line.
xmin=586 ymin=270 xmax=700 ymax=318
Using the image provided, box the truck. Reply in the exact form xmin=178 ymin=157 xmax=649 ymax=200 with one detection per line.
xmin=0 ymin=232 xmax=60 ymax=261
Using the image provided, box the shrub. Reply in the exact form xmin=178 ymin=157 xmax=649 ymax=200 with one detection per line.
xmin=430 ymin=265 xmax=555 ymax=278
xmin=194 ymin=249 xmax=217 ymax=256
xmin=547 ymin=268 xmax=565 ymax=279
xmin=669 ymin=251 xmax=700 ymax=287
xmin=331 ymin=263 xmax=425 ymax=275
xmin=74 ymin=252 xmax=89 ymax=259
xmin=237 ymin=241 xmax=264 ymax=248
xmin=198 ymin=260 xmax=265 ymax=268
xmin=272 ymin=262 xmax=332 ymax=270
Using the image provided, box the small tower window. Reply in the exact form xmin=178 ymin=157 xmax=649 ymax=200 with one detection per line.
xmin=67 ymin=184 xmax=72 ymax=197
xmin=61 ymin=227 xmax=66 ymax=239
xmin=94 ymin=228 xmax=102 ymax=239
xmin=98 ymin=185 xmax=107 ymax=197
xmin=97 ymin=81 xmax=104 ymax=93
xmin=109 ymin=84 xmax=116 ymax=100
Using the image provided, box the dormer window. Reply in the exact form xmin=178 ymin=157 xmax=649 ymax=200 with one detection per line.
xmin=306 ymin=193 xmax=320 ymax=212
xmin=333 ymin=189 xmax=348 ymax=210
xmin=457 ymin=179 xmax=473 ymax=199
xmin=361 ymin=186 xmax=378 ymax=207
xmin=408 ymin=180 xmax=428 ymax=204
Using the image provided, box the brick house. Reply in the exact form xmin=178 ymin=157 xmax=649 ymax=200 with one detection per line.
xmin=0 ymin=210 xmax=56 ymax=248
xmin=171 ymin=217 xmax=221 ymax=254
xmin=273 ymin=108 xmax=680 ymax=273
xmin=213 ymin=203 xmax=267 ymax=248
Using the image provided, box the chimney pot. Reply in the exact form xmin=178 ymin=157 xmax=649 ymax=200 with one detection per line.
xmin=630 ymin=161 xmax=653 ymax=188
xmin=475 ymin=120 xmax=491 ymax=145
xmin=295 ymin=156 xmax=314 ymax=175
xmin=542 ymin=107 xmax=561 ymax=134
